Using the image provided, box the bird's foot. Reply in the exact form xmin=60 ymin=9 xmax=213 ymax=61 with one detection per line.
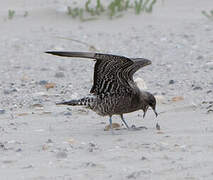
xmin=156 ymin=123 xmax=161 ymax=130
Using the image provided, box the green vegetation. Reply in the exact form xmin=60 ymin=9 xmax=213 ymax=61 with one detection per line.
xmin=67 ymin=0 xmax=157 ymax=21
xmin=8 ymin=9 xmax=15 ymax=19
xmin=202 ymin=10 xmax=213 ymax=20
xmin=24 ymin=11 xmax=29 ymax=17
xmin=7 ymin=10 xmax=29 ymax=19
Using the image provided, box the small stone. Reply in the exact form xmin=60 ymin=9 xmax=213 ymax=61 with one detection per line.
xmin=0 ymin=109 xmax=5 ymax=114
xmin=172 ymin=96 xmax=184 ymax=102
xmin=42 ymin=144 xmax=49 ymax=151
xmin=104 ymin=123 xmax=121 ymax=131
xmin=127 ymin=170 xmax=151 ymax=179
xmin=207 ymin=90 xmax=212 ymax=94
xmin=207 ymin=104 xmax=213 ymax=109
xmin=31 ymin=104 xmax=44 ymax=110
xmin=40 ymin=68 xmax=49 ymax=71
xmin=55 ymin=72 xmax=65 ymax=78
xmin=63 ymin=112 xmax=72 ymax=116
xmin=17 ymin=113 xmax=29 ymax=116
xmin=56 ymin=151 xmax=67 ymax=159
xmin=77 ymin=108 xmax=89 ymax=115
xmin=3 ymin=89 xmax=17 ymax=95
xmin=83 ymin=162 xmax=96 ymax=167
xmin=16 ymin=148 xmax=22 ymax=152
xmin=196 ymin=55 xmax=203 ymax=60
xmin=39 ymin=80 xmax=48 ymax=85
xmin=169 ymin=80 xmax=175 ymax=84
xmin=22 ymin=165 xmax=33 ymax=169
xmin=0 ymin=142 xmax=5 ymax=149
xmin=46 ymin=139 xmax=53 ymax=143
xmin=45 ymin=83 xmax=56 ymax=90
xmin=67 ymin=138 xmax=75 ymax=144
xmin=88 ymin=142 xmax=99 ymax=152
xmin=141 ymin=156 xmax=147 ymax=160
xmin=3 ymin=160 xmax=15 ymax=164
xmin=207 ymin=109 xmax=213 ymax=114
xmin=193 ymin=86 xmax=202 ymax=90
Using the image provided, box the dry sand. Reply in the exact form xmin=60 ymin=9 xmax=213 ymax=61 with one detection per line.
xmin=0 ymin=0 xmax=213 ymax=179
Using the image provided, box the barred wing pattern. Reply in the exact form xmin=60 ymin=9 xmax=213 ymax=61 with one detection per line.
xmin=91 ymin=54 xmax=134 ymax=95
xmin=45 ymin=51 xmax=151 ymax=96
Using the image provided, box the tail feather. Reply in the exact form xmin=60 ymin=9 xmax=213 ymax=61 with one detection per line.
xmin=56 ymin=97 xmax=94 ymax=106
xmin=56 ymin=100 xmax=83 ymax=106
xmin=45 ymin=51 xmax=96 ymax=59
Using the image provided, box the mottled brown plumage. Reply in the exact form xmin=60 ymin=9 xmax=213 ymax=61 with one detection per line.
xmin=46 ymin=51 xmax=157 ymax=129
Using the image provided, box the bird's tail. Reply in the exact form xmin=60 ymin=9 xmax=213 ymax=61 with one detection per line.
xmin=56 ymin=97 xmax=94 ymax=107
xmin=45 ymin=51 xmax=96 ymax=59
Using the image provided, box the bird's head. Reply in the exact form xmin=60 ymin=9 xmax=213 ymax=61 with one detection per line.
xmin=140 ymin=91 xmax=158 ymax=118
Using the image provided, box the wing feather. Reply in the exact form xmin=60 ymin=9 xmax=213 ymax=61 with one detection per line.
xmin=45 ymin=51 xmax=151 ymax=95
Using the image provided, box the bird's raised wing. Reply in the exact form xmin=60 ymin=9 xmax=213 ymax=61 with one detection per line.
xmin=45 ymin=51 xmax=151 ymax=95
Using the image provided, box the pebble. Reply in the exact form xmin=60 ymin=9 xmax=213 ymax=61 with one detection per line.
xmin=46 ymin=139 xmax=53 ymax=143
xmin=0 ymin=142 xmax=5 ymax=149
xmin=169 ymin=80 xmax=175 ymax=84
xmin=172 ymin=96 xmax=184 ymax=102
xmin=88 ymin=142 xmax=99 ymax=152
xmin=55 ymin=72 xmax=65 ymax=78
xmin=3 ymin=88 xmax=18 ymax=94
xmin=193 ymin=86 xmax=203 ymax=90
xmin=82 ymin=162 xmax=96 ymax=167
xmin=16 ymin=148 xmax=22 ymax=152
xmin=141 ymin=156 xmax=148 ymax=160
xmin=104 ymin=123 xmax=120 ymax=131
xmin=127 ymin=170 xmax=151 ymax=179
xmin=67 ymin=138 xmax=75 ymax=144
xmin=42 ymin=144 xmax=49 ymax=151
xmin=196 ymin=55 xmax=203 ymax=60
xmin=205 ymin=61 xmax=213 ymax=69
xmin=0 ymin=109 xmax=5 ymax=114
xmin=207 ymin=109 xmax=213 ymax=114
xmin=22 ymin=165 xmax=33 ymax=169
xmin=63 ymin=112 xmax=72 ymax=116
xmin=207 ymin=90 xmax=212 ymax=94
xmin=45 ymin=83 xmax=56 ymax=90
xmin=56 ymin=151 xmax=68 ymax=159
xmin=38 ymin=80 xmax=48 ymax=85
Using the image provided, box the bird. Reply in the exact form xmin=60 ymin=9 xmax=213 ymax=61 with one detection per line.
xmin=45 ymin=51 xmax=158 ymax=130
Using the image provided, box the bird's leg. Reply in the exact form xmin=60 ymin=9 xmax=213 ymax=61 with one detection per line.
xmin=120 ymin=114 xmax=129 ymax=129
xmin=151 ymin=107 xmax=158 ymax=117
xmin=152 ymin=108 xmax=160 ymax=130
xmin=108 ymin=115 xmax=115 ymax=134
xmin=143 ymin=111 xmax=146 ymax=118
xmin=150 ymin=107 xmax=160 ymax=130
xmin=109 ymin=116 xmax=112 ymax=129
xmin=143 ymin=106 xmax=148 ymax=118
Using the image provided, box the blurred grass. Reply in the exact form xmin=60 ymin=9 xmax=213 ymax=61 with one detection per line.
xmin=202 ymin=9 xmax=213 ymax=20
xmin=8 ymin=9 xmax=15 ymax=19
xmin=67 ymin=0 xmax=157 ymax=21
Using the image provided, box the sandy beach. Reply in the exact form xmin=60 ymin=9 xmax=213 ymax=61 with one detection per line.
xmin=0 ymin=0 xmax=213 ymax=179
